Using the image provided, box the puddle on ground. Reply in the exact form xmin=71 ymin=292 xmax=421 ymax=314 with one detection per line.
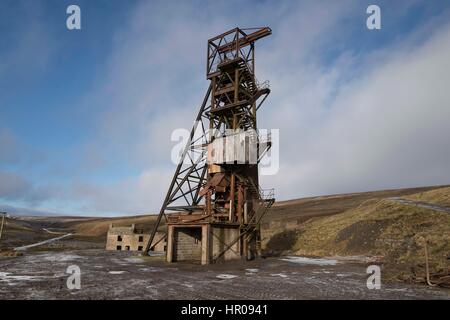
xmin=108 ymin=271 xmax=126 ymax=275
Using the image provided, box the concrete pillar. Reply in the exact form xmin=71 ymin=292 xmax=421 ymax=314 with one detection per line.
xmin=230 ymin=174 xmax=235 ymax=222
xmin=167 ymin=225 xmax=174 ymax=263
xmin=201 ymin=224 xmax=211 ymax=265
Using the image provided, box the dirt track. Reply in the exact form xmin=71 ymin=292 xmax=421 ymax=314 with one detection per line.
xmin=389 ymin=197 xmax=450 ymax=214
xmin=1 ymin=249 xmax=449 ymax=300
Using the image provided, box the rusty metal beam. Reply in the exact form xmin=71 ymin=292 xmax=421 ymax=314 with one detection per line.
xmin=216 ymin=27 xmax=272 ymax=54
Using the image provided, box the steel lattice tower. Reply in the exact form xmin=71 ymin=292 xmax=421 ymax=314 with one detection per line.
xmin=144 ymin=27 xmax=274 ymax=264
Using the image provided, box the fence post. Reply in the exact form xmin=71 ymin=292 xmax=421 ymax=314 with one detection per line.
xmin=0 ymin=212 xmax=6 ymax=240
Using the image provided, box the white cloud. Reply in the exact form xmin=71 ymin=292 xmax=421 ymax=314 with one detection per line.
xmin=71 ymin=167 xmax=173 ymax=215
xmin=0 ymin=169 xmax=56 ymax=206
xmin=0 ymin=171 xmax=31 ymax=199
xmin=261 ymin=18 xmax=450 ymax=199
xmin=70 ymin=1 xmax=359 ymax=214
xmin=69 ymin=1 xmax=450 ymax=213
xmin=3 ymin=1 xmax=450 ymax=216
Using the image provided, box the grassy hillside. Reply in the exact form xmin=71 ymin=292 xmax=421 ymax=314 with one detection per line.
xmin=261 ymin=185 xmax=447 ymax=252
xmin=263 ymin=187 xmax=450 ymax=280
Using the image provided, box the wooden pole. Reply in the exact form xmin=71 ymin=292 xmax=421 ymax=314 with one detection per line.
xmin=0 ymin=212 xmax=6 ymax=240
xmin=424 ymin=240 xmax=436 ymax=287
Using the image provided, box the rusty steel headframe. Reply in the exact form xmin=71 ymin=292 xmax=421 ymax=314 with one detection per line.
xmin=143 ymin=27 xmax=273 ymax=256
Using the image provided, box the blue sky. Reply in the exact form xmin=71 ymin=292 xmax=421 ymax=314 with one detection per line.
xmin=1 ymin=0 xmax=450 ymax=216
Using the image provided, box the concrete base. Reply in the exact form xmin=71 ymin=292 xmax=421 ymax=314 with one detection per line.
xmin=166 ymin=222 xmax=258 ymax=264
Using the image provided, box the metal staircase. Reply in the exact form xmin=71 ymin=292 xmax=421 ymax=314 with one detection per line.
xmin=212 ymin=186 xmax=275 ymax=262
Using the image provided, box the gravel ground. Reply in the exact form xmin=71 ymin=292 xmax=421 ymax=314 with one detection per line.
xmin=0 ymin=249 xmax=449 ymax=300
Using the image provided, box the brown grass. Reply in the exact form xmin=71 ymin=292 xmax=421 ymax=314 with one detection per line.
xmin=292 ymin=199 xmax=450 ymax=257
xmin=261 ymin=186 xmax=450 ymax=281
xmin=404 ymin=186 xmax=450 ymax=207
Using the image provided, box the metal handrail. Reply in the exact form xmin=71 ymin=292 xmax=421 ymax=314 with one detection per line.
xmin=259 ymin=188 xmax=275 ymax=200
xmin=256 ymin=79 xmax=270 ymax=90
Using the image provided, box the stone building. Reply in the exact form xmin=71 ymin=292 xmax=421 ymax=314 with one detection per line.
xmin=106 ymin=224 xmax=166 ymax=253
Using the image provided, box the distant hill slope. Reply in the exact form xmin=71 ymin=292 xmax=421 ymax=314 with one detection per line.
xmin=0 ymin=205 xmax=60 ymax=217
xmin=264 ymin=185 xmax=448 ymax=223
xmin=71 ymin=186 xmax=447 ymax=239
xmin=72 ymin=215 xmax=159 ymax=238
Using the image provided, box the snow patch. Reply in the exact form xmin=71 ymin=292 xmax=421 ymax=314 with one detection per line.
xmin=41 ymin=253 xmax=84 ymax=262
xmin=0 ymin=272 xmax=48 ymax=285
xmin=123 ymin=257 xmax=143 ymax=263
xmin=148 ymin=252 xmax=165 ymax=257
xmin=270 ymin=273 xmax=288 ymax=278
xmin=281 ymin=256 xmax=338 ymax=266
xmin=216 ymin=274 xmax=238 ymax=279
xmin=109 ymin=271 xmax=126 ymax=275
xmin=139 ymin=267 xmax=160 ymax=272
